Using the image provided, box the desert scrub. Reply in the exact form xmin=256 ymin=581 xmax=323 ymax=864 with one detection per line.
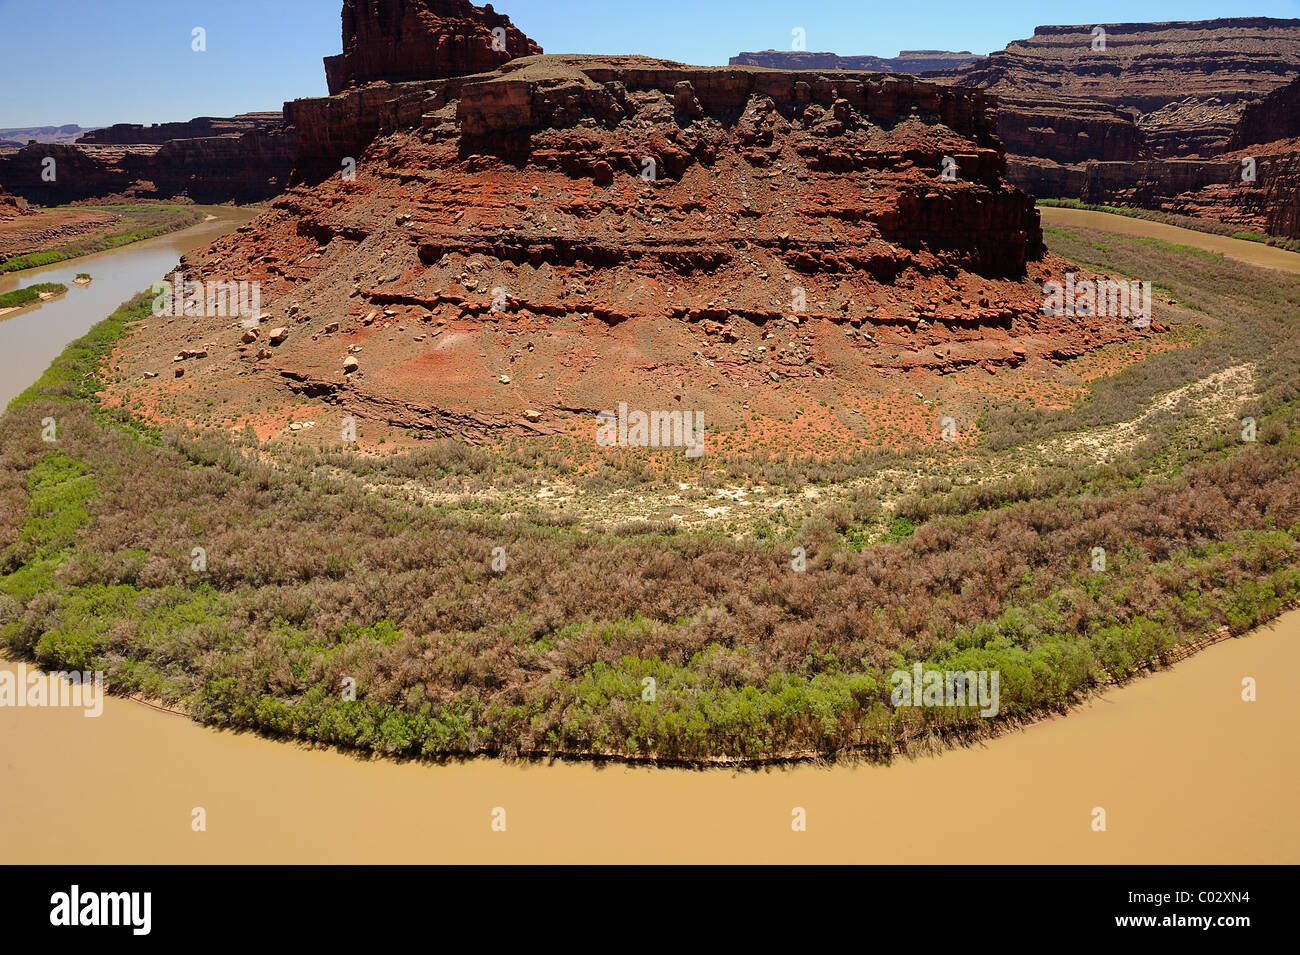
xmin=5 ymin=270 xmax=1300 ymax=762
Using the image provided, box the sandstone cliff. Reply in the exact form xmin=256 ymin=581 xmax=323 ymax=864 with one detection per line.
xmin=995 ymin=95 xmax=1147 ymax=164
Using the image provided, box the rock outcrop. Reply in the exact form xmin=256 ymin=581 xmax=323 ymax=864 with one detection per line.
xmin=730 ymin=50 xmax=978 ymax=73
xmin=323 ymin=0 xmax=542 ymax=95
xmin=0 ymin=185 xmax=30 ymax=219
xmin=115 ymin=38 xmax=1159 ymax=447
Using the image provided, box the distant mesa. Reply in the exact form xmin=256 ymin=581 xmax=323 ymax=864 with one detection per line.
xmin=730 ymin=50 xmax=980 ymax=73
xmin=0 ymin=124 xmax=99 ymax=150
xmin=323 ymin=0 xmax=543 ymax=94
xmin=76 ymin=113 xmax=285 ymax=146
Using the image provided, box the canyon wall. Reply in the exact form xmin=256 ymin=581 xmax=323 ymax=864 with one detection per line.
xmin=1228 ymin=74 xmax=1300 ymax=148
xmin=931 ymin=18 xmax=1300 ymax=158
xmin=0 ymin=122 xmax=297 ymax=204
xmin=922 ymin=19 xmax=1300 ymax=238
xmin=995 ymin=96 xmax=1146 ymax=164
xmin=1010 ymin=144 xmax=1300 ymax=239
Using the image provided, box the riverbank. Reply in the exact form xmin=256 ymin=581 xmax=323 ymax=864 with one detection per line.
xmin=1037 ymin=199 xmax=1300 ymax=255
xmin=3 ymin=607 xmax=1296 ymax=863
xmin=0 ymin=202 xmax=213 ymax=273
xmin=1039 ymin=203 xmax=1300 ymax=275
xmin=0 ymin=206 xmax=255 ymax=409
xmin=0 ymin=200 xmax=1298 ymax=860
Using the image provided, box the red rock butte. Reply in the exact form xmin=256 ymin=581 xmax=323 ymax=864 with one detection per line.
xmin=109 ymin=2 xmax=1154 ymax=446
xmin=324 ymin=0 xmax=542 ymax=94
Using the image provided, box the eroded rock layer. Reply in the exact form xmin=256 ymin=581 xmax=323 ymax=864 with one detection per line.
xmin=1228 ymin=74 xmax=1300 ymax=149
xmin=111 ymin=54 xmax=1156 ymax=444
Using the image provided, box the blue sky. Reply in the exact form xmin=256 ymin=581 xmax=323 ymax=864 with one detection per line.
xmin=1 ymin=0 xmax=1298 ymax=127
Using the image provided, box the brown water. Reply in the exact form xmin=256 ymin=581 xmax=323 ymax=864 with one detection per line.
xmin=1040 ymin=205 xmax=1300 ymax=275
xmin=0 ymin=204 xmax=1297 ymax=863
xmin=0 ymin=207 xmax=255 ymax=409
xmin=1 ymin=615 xmax=1295 ymax=864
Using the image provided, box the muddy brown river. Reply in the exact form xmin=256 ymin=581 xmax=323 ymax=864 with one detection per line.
xmin=0 ymin=207 xmax=1297 ymax=863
